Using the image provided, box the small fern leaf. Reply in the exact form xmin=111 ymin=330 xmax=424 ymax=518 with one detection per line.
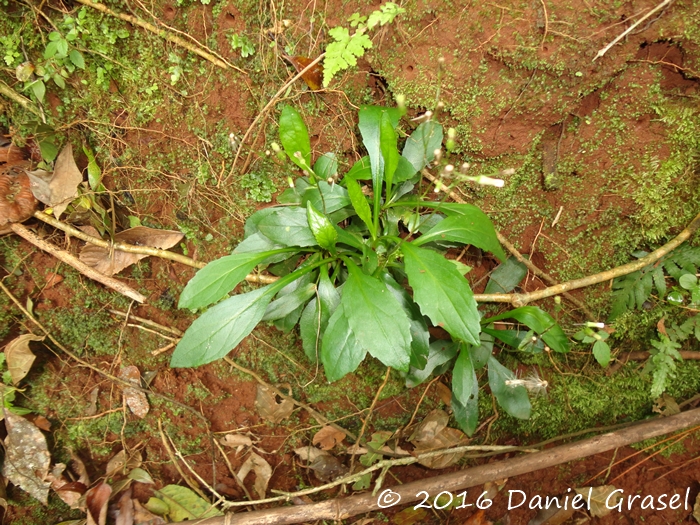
xmin=609 ymin=271 xmax=642 ymax=321
xmin=652 ymin=265 xmax=666 ymax=297
xmin=323 ymin=28 xmax=372 ymax=87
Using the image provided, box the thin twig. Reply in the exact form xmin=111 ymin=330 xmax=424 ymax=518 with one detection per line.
xmin=109 ymin=309 xmax=184 ymax=336
xmin=33 ymin=211 xmax=277 ymax=285
xmin=350 ymin=367 xmax=392 ymax=473
xmin=72 ymin=0 xmax=246 ymax=74
xmin=10 ymin=222 xmax=147 ymax=303
xmin=223 ymin=53 xmax=326 ymax=186
xmin=593 ymin=0 xmax=675 ymax=61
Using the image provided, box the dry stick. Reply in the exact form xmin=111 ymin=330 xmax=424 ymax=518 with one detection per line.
xmin=593 ymin=0 xmax=675 ymax=61
xmin=174 ymin=407 xmax=700 ymax=525
xmin=10 ymin=222 xmax=147 ymax=303
xmin=0 ymin=79 xmax=44 ymax=120
xmin=350 ymin=367 xmax=392 ymax=473
xmin=33 ymin=211 xmax=277 ymax=285
xmin=222 ymin=53 xmax=326 ymax=187
xmin=72 ymin=0 xmax=246 ymax=74
xmin=473 ymin=211 xmax=700 ymax=307
xmin=422 ymin=170 xmax=595 ymax=317
xmin=624 ymin=351 xmax=700 ymax=361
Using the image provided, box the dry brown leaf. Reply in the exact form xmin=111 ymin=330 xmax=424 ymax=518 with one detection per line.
xmin=237 ymin=452 xmax=272 ymax=500
xmin=220 ymin=433 xmax=254 ymax=454
xmin=408 ymin=409 xmax=449 ymax=443
xmin=86 ymin=482 xmax=111 ymax=525
xmin=693 ymin=492 xmax=699 ymax=524
xmin=284 ymin=55 xmax=324 ymax=90
xmin=312 ymin=425 xmax=346 ymax=450
xmin=79 ymin=226 xmax=184 ymax=276
xmin=294 ymin=447 xmax=346 ymax=482
xmin=133 ymin=499 xmax=166 ymax=525
xmin=106 ymin=450 xmax=127 ymax=478
xmin=294 ymin=446 xmax=329 ymax=463
xmin=86 ymin=386 xmax=99 ymax=417
xmin=436 ymin=382 xmax=453 ymax=406
xmin=115 ymin=487 xmax=134 ymax=525
xmin=574 ymin=486 xmax=620 ymax=518
xmin=412 ymin=426 xmax=468 ymax=469
xmin=46 ymin=463 xmax=85 ymax=509
xmin=2 ymin=410 xmax=51 ymax=504
xmin=26 ymin=143 xmax=83 ymax=218
xmin=44 ymin=272 xmax=64 ymax=289
xmin=4 ymin=333 xmax=43 ymax=385
xmin=70 ymin=452 xmax=91 ymax=485
xmin=255 ymin=384 xmax=294 ymax=424
xmin=119 ymin=366 xmax=149 ymax=419
xmin=26 ymin=414 xmax=51 ymax=431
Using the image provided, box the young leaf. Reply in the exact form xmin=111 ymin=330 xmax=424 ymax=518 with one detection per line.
xmin=406 ymin=340 xmax=459 ymax=388
xmin=402 ymin=121 xmax=443 ymax=171
xmin=263 ymin=282 xmax=316 ymax=321
xmin=171 ymin=287 xmax=274 ymax=367
xmin=279 ymin=105 xmax=311 ymax=171
xmin=452 ymin=346 xmax=479 ymax=436
xmin=358 ymin=105 xmax=400 ymax=188
xmin=345 ymin=178 xmax=375 ymax=237
xmin=306 ymin=202 xmax=337 ymax=252
xmin=344 ymin=156 xmax=371 ymax=181
xmin=302 ymin=181 xmax=351 ymax=213
xmin=179 ymin=250 xmax=293 ymax=310
xmin=300 ymin=269 xmax=340 ymax=361
xmin=484 ymin=256 xmax=528 ymax=294
xmin=401 ymin=242 xmax=480 ymax=346
xmin=272 ymin=271 xmax=317 ymax=331
xmin=313 ymin=153 xmax=338 ymax=180
xmin=484 ymin=306 xmax=570 ymax=353
xmin=488 ymin=356 xmax=531 ymax=419
xmin=258 ymin=207 xmax=317 ymax=247
xmin=413 ymin=214 xmax=506 ymax=262
xmin=69 ymin=49 xmax=85 ymax=69
xmin=592 ymin=340 xmax=611 ymax=367
xmin=341 ymin=263 xmax=413 ymax=371
xmin=380 ymin=111 xmax=399 ymax=194
xmin=321 ymin=303 xmax=367 ymax=381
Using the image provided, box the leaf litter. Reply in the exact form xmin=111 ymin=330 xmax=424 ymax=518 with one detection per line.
xmin=255 ymin=383 xmax=294 ymax=424
xmin=4 ymin=333 xmax=43 ymax=385
xmin=119 ymin=366 xmax=149 ymax=418
xmin=26 ymin=143 xmax=83 ymax=218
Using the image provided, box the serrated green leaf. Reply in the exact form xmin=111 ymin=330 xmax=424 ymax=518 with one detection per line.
xmin=306 ymin=202 xmax=337 ymax=251
xmin=381 ymin=271 xmax=430 ymax=370
xmin=406 ymin=340 xmax=459 ymax=388
xmin=483 ymin=306 xmax=570 ymax=353
xmin=484 ymin=256 xmax=528 ymax=294
xmin=171 ymin=287 xmax=273 ymax=367
xmin=321 ymin=304 xmax=367 ymax=381
xmin=300 ymin=269 xmax=340 ymax=361
xmin=52 ymin=73 xmax=65 ymax=89
xmin=179 ymin=250 xmax=293 ymax=310
xmin=402 ymin=121 xmax=443 ymax=171
xmin=55 ymin=39 xmax=68 ymax=58
xmin=69 ymin=49 xmax=85 ymax=69
xmin=279 ymin=105 xmax=311 ymax=171
xmin=341 ymin=263 xmax=412 ymax=370
xmin=402 ymin=242 xmax=480 ymax=346
xmin=488 ymin=356 xmax=531 ymax=419
xmin=452 ymin=345 xmax=479 ymax=435
xmin=413 ymin=214 xmax=506 ymax=262
xmin=345 ymin=178 xmax=375 ymax=237
xmin=257 ymin=207 xmax=317 ymax=247
xmin=44 ymin=41 xmax=58 ymax=59
xmin=592 ymin=340 xmax=611 ymax=367
xmin=157 ymin=485 xmax=223 ymax=520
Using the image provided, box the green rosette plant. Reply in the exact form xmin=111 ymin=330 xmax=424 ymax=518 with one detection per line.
xmin=171 ymin=104 xmax=570 ymax=434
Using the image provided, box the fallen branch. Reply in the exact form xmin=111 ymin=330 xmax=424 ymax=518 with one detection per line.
xmin=173 ymin=407 xmax=700 ymax=525
xmin=72 ymin=0 xmax=246 ymax=74
xmin=10 ymin=222 xmax=146 ymax=303
xmin=624 ymin=351 xmax=700 ymax=361
xmin=0 ymin=79 xmax=44 ymax=120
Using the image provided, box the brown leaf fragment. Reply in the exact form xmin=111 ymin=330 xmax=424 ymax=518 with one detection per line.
xmin=70 ymin=452 xmax=91 ymax=485
xmin=86 ymin=386 xmax=99 ymax=417
xmin=26 ymin=143 xmax=83 ymax=218
xmin=119 ymin=366 xmax=149 ymax=419
xmin=574 ymin=486 xmax=620 ymax=518
xmin=220 ymin=433 xmax=254 ymax=454
xmin=4 ymin=333 xmax=43 ymax=384
xmin=133 ymin=499 xmax=166 ymax=525
xmin=307 ymin=453 xmax=347 ymax=482
xmin=46 ymin=464 xmax=85 ymax=509
xmin=86 ymin=482 xmax=111 ymax=525
xmin=312 ymin=425 xmax=346 ymax=450
xmin=693 ymin=492 xmax=699 ymax=524
xmin=435 ymin=382 xmax=453 ymax=406
xmin=0 ymin=171 xmax=37 ymax=230
xmin=284 ymin=55 xmax=324 ymax=90
xmin=79 ymin=226 xmax=184 ymax=276
xmin=412 ymin=426 xmax=468 ymax=469
xmin=391 ymin=506 xmax=428 ymax=525
xmin=294 ymin=446 xmax=329 ymax=463
xmin=115 ymin=488 xmax=134 ymax=525
xmin=237 ymin=452 xmax=272 ymax=500
xmin=2 ymin=410 xmax=51 ymax=504
xmin=408 ymin=409 xmax=449 ymax=443
xmin=26 ymin=413 xmax=51 ymax=431
xmin=255 ymin=384 xmax=294 ymax=424
xmin=106 ymin=450 xmax=127 ymax=478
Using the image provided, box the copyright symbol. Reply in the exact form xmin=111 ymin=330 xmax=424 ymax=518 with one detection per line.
xmin=377 ymin=489 xmax=401 ymax=508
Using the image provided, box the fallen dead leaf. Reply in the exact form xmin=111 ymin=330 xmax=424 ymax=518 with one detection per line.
xmin=220 ymin=433 xmax=254 ymax=454
xmin=411 ymin=425 xmax=468 ymax=469
xmin=237 ymin=452 xmax=272 ymax=500
xmin=86 ymin=482 xmax=111 ymax=525
xmin=436 ymin=382 xmax=453 ymax=406
xmin=408 ymin=409 xmax=449 ymax=443
xmin=2 ymin=410 xmax=51 ymax=504
xmin=693 ymin=492 xmax=699 ymax=523
xmin=79 ymin=226 xmax=184 ymax=276
xmin=294 ymin=446 xmax=347 ymax=482
xmin=70 ymin=452 xmax=91 ymax=485
xmin=574 ymin=486 xmax=621 ymax=518
xmin=4 ymin=333 xmax=43 ymax=384
xmin=255 ymin=384 xmax=294 ymax=424
xmin=26 ymin=413 xmax=51 ymax=431
xmin=133 ymin=499 xmax=166 ymax=525
xmin=115 ymin=487 xmax=134 ymax=525
xmin=312 ymin=425 xmax=346 ymax=450
xmin=44 ymin=272 xmax=64 ymax=289
xmin=294 ymin=446 xmax=329 ymax=463
xmin=46 ymin=463 xmax=85 ymax=509
xmin=86 ymin=386 xmax=99 ymax=417
xmin=26 ymin=143 xmax=83 ymax=218
xmin=284 ymin=55 xmax=323 ymax=90
xmin=119 ymin=366 xmax=149 ymax=419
